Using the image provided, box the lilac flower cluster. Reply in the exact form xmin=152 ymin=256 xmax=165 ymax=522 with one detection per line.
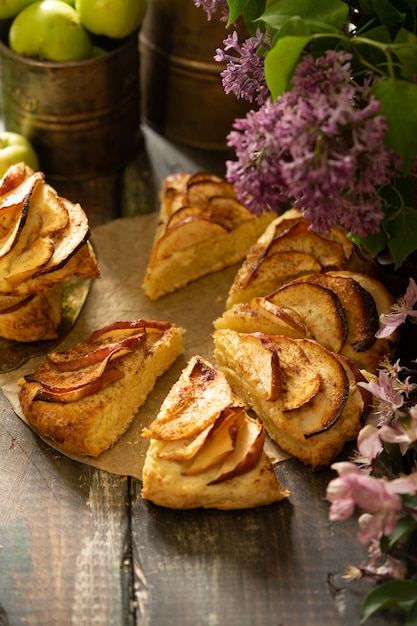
xmin=327 ymin=278 xmax=417 ymax=582
xmin=193 ymin=0 xmax=228 ymax=20
xmin=226 ymin=50 xmax=396 ymax=237
xmin=214 ymin=30 xmax=271 ymax=105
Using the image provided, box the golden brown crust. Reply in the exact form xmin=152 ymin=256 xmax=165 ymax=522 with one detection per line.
xmin=19 ymin=322 xmax=184 ymax=457
xmin=0 ymin=284 xmax=63 ymax=341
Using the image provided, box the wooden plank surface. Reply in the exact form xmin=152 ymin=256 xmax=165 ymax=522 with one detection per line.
xmin=0 ymin=127 xmax=403 ymax=626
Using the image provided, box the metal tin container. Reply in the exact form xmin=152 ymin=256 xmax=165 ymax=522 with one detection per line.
xmin=139 ymin=0 xmax=251 ymax=151
xmin=0 ymin=34 xmax=140 ymax=179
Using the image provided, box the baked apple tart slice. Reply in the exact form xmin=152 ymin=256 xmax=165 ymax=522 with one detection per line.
xmin=225 ymin=208 xmax=372 ymax=308
xmin=18 ymin=319 xmax=184 ymax=457
xmin=213 ymin=329 xmax=367 ymax=469
xmin=141 ymin=355 xmax=289 ymax=509
xmin=142 ymin=172 xmax=275 ymax=300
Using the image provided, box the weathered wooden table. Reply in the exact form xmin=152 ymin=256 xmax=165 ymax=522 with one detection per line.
xmin=0 ymin=127 xmax=401 ymax=626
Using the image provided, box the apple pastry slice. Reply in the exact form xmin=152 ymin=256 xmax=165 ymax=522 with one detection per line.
xmin=18 ymin=319 xmax=185 ymax=457
xmin=213 ymin=330 xmax=365 ymax=469
xmin=142 ymin=172 xmax=276 ymax=300
xmin=141 ymin=355 xmax=289 ymax=509
xmin=226 ymin=208 xmax=359 ymax=308
xmin=0 ymin=162 xmax=100 ymax=341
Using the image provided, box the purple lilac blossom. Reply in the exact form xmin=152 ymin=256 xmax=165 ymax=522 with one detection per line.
xmin=226 ymin=50 xmax=396 ymax=236
xmin=193 ymin=0 xmax=229 ymax=20
xmin=214 ymin=29 xmax=271 ymax=105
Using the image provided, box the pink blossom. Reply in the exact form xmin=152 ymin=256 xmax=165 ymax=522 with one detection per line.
xmin=379 ymin=412 xmax=417 ymax=455
xmin=376 ymin=278 xmax=417 ymax=338
xmin=359 ymin=370 xmax=405 ymax=426
xmin=327 ymin=462 xmax=405 ymax=542
xmin=356 ymin=424 xmax=383 ymax=463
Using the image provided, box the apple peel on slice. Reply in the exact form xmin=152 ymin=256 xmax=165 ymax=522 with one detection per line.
xmin=208 ymin=413 xmax=265 ymax=485
xmin=182 ymin=407 xmax=244 ymax=476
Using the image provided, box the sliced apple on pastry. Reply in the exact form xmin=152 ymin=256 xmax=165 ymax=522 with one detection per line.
xmin=150 ymin=216 xmax=229 ymax=262
xmin=185 ymin=176 xmax=236 ymax=208
xmin=32 ymin=197 xmax=90 ymax=277
xmin=142 ymin=171 xmax=275 ymax=300
xmin=141 ymin=355 xmax=289 ymax=509
xmin=226 ymin=208 xmax=353 ymax=307
xmin=213 ymin=329 xmax=364 ymax=469
xmin=19 ymin=319 xmax=184 ymax=457
xmin=267 ymin=219 xmax=346 ymax=269
xmin=213 ymin=296 xmax=307 ymax=338
xmin=267 ymin=281 xmax=348 ymax=353
xmin=3 ymin=236 xmax=55 ymax=286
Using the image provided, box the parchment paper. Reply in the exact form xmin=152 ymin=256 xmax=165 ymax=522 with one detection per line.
xmin=0 ymin=214 xmax=289 ymax=478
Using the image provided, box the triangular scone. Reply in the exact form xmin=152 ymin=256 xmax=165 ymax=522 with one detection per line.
xmin=18 ymin=319 xmax=185 ymax=457
xmin=215 ymin=271 xmax=397 ymax=373
xmin=226 ymin=208 xmax=375 ymax=308
xmin=213 ymin=330 xmax=365 ymax=470
xmin=141 ymin=355 xmax=289 ymax=509
xmin=142 ymin=172 xmax=276 ymax=300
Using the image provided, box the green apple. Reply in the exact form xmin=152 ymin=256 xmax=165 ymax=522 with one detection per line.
xmin=0 ymin=131 xmax=39 ymax=176
xmin=8 ymin=0 xmax=93 ymax=62
xmin=75 ymin=0 xmax=147 ymax=39
xmin=0 ymin=0 xmax=74 ymax=18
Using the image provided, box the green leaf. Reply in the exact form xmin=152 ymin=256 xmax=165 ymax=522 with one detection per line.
xmin=373 ymin=79 xmax=417 ymax=172
xmin=227 ymin=0 xmax=251 ymax=25
xmin=348 ymin=229 xmax=387 ymax=259
xmin=264 ymin=34 xmax=312 ymax=97
xmin=382 ymin=515 xmax=417 ymax=551
xmin=369 ymin=0 xmax=405 ymax=27
xmin=394 ymin=29 xmax=417 ymax=79
xmin=361 ymin=580 xmax=417 ymax=623
xmin=260 ymin=0 xmax=348 ymax=31
xmin=384 ymin=204 xmax=417 ymax=268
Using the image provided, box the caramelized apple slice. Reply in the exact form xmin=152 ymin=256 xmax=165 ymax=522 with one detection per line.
xmin=26 ymin=340 xmax=137 ymax=391
xmin=294 ymin=273 xmax=379 ymax=351
xmin=142 ymin=357 xmax=245 ymax=441
xmin=245 ymin=250 xmax=322 ymax=291
xmin=182 ymin=407 xmax=243 ymax=475
xmin=88 ymin=319 xmax=169 ymax=343
xmin=213 ymin=297 xmax=307 ymax=338
xmin=38 ymin=186 xmax=69 ymax=235
xmin=296 ymin=339 xmax=349 ymax=438
xmin=0 ymin=203 xmax=28 ymax=259
xmin=33 ymin=198 xmax=90 ymax=277
xmin=208 ymin=414 xmax=265 ymax=485
xmin=186 ymin=178 xmax=236 ymax=208
xmin=268 ymin=220 xmax=346 ymax=269
xmin=206 ymin=196 xmax=252 ymax=228
xmin=0 ymin=171 xmax=43 ymax=212
xmin=4 ymin=237 xmax=55 ymax=286
xmin=33 ymin=368 xmax=124 ymax=403
xmin=150 ymin=216 xmax=228 ymax=262
xmin=166 ymin=205 xmax=205 ymax=229
xmin=236 ymin=333 xmax=282 ymax=401
xmin=268 ymin=281 xmax=348 ymax=352
xmin=47 ymin=333 xmax=144 ymax=371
